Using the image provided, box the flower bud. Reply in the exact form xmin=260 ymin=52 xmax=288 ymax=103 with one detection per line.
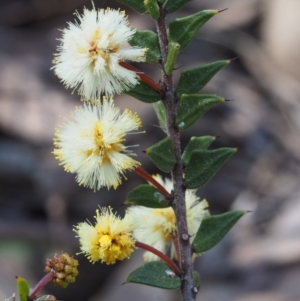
xmin=44 ymin=253 xmax=79 ymax=288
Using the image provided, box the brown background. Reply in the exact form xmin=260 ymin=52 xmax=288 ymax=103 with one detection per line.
xmin=1 ymin=0 xmax=300 ymax=300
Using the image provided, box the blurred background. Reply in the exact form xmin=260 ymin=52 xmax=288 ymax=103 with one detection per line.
xmin=1 ymin=0 xmax=300 ymax=300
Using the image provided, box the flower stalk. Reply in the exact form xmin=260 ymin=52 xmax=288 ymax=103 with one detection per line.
xmin=28 ymin=271 xmax=55 ymax=300
xmin=119 ymin=62 xmax=161 ymax=92
xmin=155 ymin=3 xmax=196 ymax=300
xmin=134 ymin=166 xmax=171 ymax=199
xmin=135 ymin=241 xmax=180 ymax=275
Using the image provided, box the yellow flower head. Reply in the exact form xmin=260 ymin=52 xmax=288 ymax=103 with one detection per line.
xmin=53 ymin=98 xmax=142 ymax=190
xmin=128 ymin=175 xmax=209 ymax=261
xmin=52 ymin=7 xmax=147 ymax=100
xmin=74 ymin=207 xmax=137 ymax=265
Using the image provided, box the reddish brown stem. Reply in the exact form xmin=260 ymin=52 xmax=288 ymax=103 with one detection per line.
xmin=119 ymin=61 xmax=161 ymax=92
xmin=134 ymin=166 xmax=171 ymax=199
xmin=172 ymin=233 xmax=181 ymax=268
xmin=135 ymin=241 xmax=181 ymax=275
xmin=28 ymin=270 xmax=55 ymax=300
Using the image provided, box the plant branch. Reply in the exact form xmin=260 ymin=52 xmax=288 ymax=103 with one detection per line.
xmin=155 ymin=3 xmax=196 ymax=301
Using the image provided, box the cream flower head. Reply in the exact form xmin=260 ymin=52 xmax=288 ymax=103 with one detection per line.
xmin=53 ymin=98 xmax=142 ymax=190
xmin=53 ymin=6 xmax=147 ymax=101
xmin=74 ymin=207 xmax=137 ymax=264
xmin=128 ymin=175 xmax=209 ymax=261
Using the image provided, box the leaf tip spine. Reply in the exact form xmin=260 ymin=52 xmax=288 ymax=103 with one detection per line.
xmin=228 ymin=56 xmax=239 ymax=63
xmin=218 ymin=8 xmax=229 ymax=13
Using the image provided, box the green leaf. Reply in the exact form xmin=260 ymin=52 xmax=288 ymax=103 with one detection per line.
xmin=165 ymin=0 xmax=194 ymax=13
xmin=193 ymin=271 xmax=201 ymax=288
xmin=168 ymin=10 xmax=218 ymax=50
xmin=192 ymin=211 xmax=247 ymax=253
xmin=146 ymin=137 xmax=176 ymax=172
xmin=116 ymin=0 xmax=147 ymax=14
xmin=182 ymin=136 xmax=216 ymax=166
xmin=125 ymin=184 xmax=169 ymax=208
xmin=126 ymin=261 xmax=181 ymax=289
xmin=164 ymin=42 xmax=180 ymax=75
xmin=125 ymin=80 xmax=161 ymax=103
xmin=185 ymin=148 xmax=236 ymax=189
xmin=176 ymin=94 xmax=225 ymax=130
xmin=153 ymin=101 xmax=167 ymax=131
xmin=144 ymin=0 xmax=160 ymax=19
xmin=16 ymin=277 xmax=30 ymax=301
xmin=176 ymin=60 xmax=230 ymax=97
xmin=129 ymin=30 xmax=161 ymax=64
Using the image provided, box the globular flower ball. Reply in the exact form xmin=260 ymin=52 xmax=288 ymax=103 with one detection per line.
xmin=74 ymin=207 xmax=137 ymax=264
xmin=53 ymin=7 xmax=147 ymax=101
xmin=53 ymin=98 xmax=142 ymax=190
xmin=128 ymin=175 xmax=210 ymax=261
